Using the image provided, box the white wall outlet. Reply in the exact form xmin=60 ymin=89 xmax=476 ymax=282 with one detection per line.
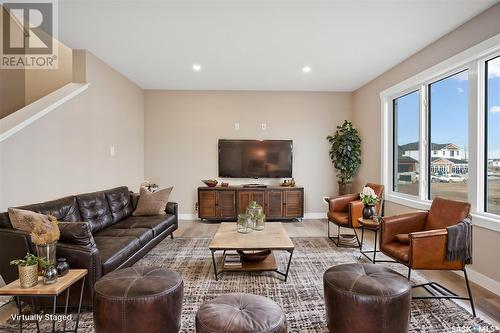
xmin=261 ymin=123 xmax=267 ymax=130
xmin=110 ymin=146 xmax=116 ymax=156
xmin=234 ymin=122 xmax=240 ymax=130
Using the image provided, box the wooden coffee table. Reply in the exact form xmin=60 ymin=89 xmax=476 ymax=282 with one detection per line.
xmin=209 ymin=223 xmax=295 ymax=281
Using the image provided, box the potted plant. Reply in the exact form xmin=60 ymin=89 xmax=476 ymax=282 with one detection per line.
xmin=359 ymin=186 xmax=379 ymax=219
xmin=327 ymin=121 xmax=362 ymax=195
xmin=10 ymin=253 xmax=49 ymax=288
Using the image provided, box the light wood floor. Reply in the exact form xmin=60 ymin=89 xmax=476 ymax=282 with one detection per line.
xmin=177 ymin=218 xmax=500 ymax=326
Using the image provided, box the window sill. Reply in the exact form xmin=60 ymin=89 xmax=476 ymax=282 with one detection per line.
xmin=385 ymin=193 xmax=500 ymax=233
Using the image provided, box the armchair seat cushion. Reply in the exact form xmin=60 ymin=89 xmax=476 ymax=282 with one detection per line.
xmin=327 ymin=212 xmax=349 ymax=226
xmin=395 ymin=233 xmax=410 ymax=243
xmin=382 ymin=242 xmax=409 ymax=263
xmin=94 ymin=236 xmax=141 ymax=274
xmin=94 ymin=227 xmax=154 ymax=246
xmin=112 ymin=215 xmax=176 ymax=237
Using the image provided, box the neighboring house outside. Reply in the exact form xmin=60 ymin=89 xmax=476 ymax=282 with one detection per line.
xmin=398 ymin=142 xmax=468 ymax=175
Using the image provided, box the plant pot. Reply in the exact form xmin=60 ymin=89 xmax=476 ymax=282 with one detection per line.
xmin=36 ymin=242 xmax=57 ymax=266
xmin=362 ymin=205 xmax=376 ymax=219
xmin=18 ymin=264 xmax=39 ymax=288
xmin=338 ymin=182 xmax=353 ymax=195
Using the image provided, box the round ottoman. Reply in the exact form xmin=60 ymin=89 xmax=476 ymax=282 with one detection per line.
xmin=94 ymin=266 xmax=183 ymax=333
xmin=196 ymin=293 xmax=287 ymax=333
xmin=323 ymin=264 xmax=410 ymax=333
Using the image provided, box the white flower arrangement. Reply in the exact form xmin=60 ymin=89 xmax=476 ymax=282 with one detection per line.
xmin=359 ymin=186 xmax=379 ymax=206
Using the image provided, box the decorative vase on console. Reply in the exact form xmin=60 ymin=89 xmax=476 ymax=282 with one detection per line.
xmin=31 ymin=215 xmax=60 ymax=266
xmin=359 ymin=186 xmax=379 ymax=219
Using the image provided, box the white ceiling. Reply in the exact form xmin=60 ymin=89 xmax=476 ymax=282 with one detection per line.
xmin=59 ymin=1 xmax=496 ymax=91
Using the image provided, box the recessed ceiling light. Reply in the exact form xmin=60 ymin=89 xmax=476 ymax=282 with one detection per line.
xmin=192 ymin=63 xmax=202 ymax=72
xmin=302 ymin=66 xmax=311 ymax=73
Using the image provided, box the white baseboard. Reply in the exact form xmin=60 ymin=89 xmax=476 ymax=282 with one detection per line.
xmin=303 ymin=212 xmax=327 ymax=219
xmin=179 ymin=213 xmax=326 ymax=220
xmin=458 ymin=268 xmax=500 ymax=296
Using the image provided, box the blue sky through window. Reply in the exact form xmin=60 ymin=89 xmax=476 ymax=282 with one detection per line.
xmin=487 ymin=56 xmax=500 ymax=159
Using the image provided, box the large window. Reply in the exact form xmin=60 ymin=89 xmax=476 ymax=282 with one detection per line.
xmin=429 ymin=71 xmax=469 ymax=201
xmin=381 ymin=33 xmax=500 ymax=228
xmin=393 ymin=91 xmax=420 ymax=196
xmin=486 ymin=56 xmax=500 ymax=215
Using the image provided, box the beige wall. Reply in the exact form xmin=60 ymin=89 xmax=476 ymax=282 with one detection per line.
xmin=0 ymin=51 xmax=144 ymax=209
xmin=144 ymin=91 xmax=352 ymax=215
xmin=353 ymin=3 xmax=500 ymax=284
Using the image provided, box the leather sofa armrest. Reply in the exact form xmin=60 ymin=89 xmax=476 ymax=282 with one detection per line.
xmin=409 ymin=229 xmax=462 ymax=269
xmin=166 ymin=202 xmax=178 ymax=217
xmin=327 ymin=193 xmax=359 ymax=213
xmin=349 ymin=200 xmax=364 ymax=228
xmin=58 ymin=222 xmax=96 ymax=247
xmin=380 ymin=211 xmax=428 ymax=248
xmin=0 ymin=228 xmax=35 ymax=284
xmin=56 ymin=242 xmax=102 ymax=299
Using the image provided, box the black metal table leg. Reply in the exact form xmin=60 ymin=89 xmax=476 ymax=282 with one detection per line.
xmin=16 ymin=296 xmax=22 ymax=332
xmin=51 ymin=295 xmax=57 ymax=333
xmin=30 ymin=297 xmax=40 ymax=333
xmin=373 ymin=229 xmax=378 ymax=263
xmin=73 ymin=276 xmax=86 ymax=333
xmin=211 ymin=250 xmax=219 ymax=281
xmin=359 ymin=226 xmax=395 ymax=264
xmin=62 ymin=286 xmax=70 ymax=332
xmin=284 ymin=249 xmax=294 ymax=282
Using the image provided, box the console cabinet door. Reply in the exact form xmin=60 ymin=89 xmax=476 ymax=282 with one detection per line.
xmin=266 ymin=190 xmax=283 ymax=218
xmin=238 ymin=191 xmax=265 ymax=214
xmin=218 ymin=191 xmax=236 ymax=218
xmin=284 ymin=189 xmax=303 ymax=217
xmin=199 ymin=190 xmax=217 ymax=218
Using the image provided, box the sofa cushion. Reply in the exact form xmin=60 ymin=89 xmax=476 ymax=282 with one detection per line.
xmin=93 ymin=236 xmax=141 ymax=274
xmin=59 ymin=222 xmax=96 ymax=247
xmin=18 ymin=196 xmax=82 ymax=222
xmin=76 ymin=191 xmax=113 ymax=234
xmin=133 ymin=187 xmax=173 ymax=216
xmin=113 ymin=215 xmax=176 ymax=237
xmin=95 ymin=227 xmax=153 ymax=246
xmin=104 ymin=187 xmax=134 ymax=223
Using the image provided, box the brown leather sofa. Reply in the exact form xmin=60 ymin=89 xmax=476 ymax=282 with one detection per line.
xmin=0 ymin=186 xmax=178 ymax=306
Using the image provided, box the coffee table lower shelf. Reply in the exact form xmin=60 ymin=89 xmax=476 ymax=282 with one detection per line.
xmin=210 ymin=250 xmax=294 ymax=282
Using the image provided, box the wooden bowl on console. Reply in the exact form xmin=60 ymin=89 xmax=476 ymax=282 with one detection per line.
xmin=202 ymin=180 xmax=218 ymax=187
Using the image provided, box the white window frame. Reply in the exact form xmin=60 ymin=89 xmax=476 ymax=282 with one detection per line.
xmin=380 ymin=32 xmax=500 ymax=232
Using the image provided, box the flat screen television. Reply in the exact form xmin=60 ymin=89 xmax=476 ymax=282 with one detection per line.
xmin=218 ymin=139 xmax=293 ymax=178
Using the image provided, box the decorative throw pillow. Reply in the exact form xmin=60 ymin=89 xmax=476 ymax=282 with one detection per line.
xmin=394 ymin=233 xmax=410 ymax=243
xmin=8 ymin=208 xmax=51 ymax=233
xmin=8 ymin=208 xmax=60 ymax=245
xmin=133 ymin=186 xmax=173 ymax=216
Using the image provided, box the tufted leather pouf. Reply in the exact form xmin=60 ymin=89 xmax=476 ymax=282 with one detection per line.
xmin=323 ymin=264 xmax=411 ymax=333
xmin=93 ymin=266 xmax=183 ymax=333
xmin=196 ymin=293 xmax=287 ymax=333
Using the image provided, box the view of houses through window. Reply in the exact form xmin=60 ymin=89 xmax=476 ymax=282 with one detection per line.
xmin=486 ymin=56 xmax=500 ymax=215
xmin=429 ymin=71 xmax=469 ymax=201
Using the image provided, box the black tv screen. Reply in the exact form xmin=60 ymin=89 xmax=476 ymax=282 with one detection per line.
xmin=218 ymin=139 xmax=293 ymax=178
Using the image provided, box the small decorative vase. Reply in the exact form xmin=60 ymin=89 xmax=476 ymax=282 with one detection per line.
xmin=56 ymin=258 xmax=69 ymax=276
xmin=254 ymin=214 xmax=266 ymax=231
xmin=36 ymin=242 xmax=57 ymax=266
xmin=18 ymin=264 xmax=38 ymax=288
xmin=42 ymin=266 xmax=58 ymax=285
xmin=237 ymin=214 xmax=253 ymax=234
xmin=362 ymin=205 xmax=376 ymax=219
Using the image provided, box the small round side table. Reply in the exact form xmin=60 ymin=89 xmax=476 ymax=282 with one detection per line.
xmin=358 ymin=217 xmax=395 ymax=264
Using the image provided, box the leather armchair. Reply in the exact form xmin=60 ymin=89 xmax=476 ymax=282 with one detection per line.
xmin=326 ymin=183 xmax=384 ymax=247
xmin=380 ymin=197 xmax=475 ymax=316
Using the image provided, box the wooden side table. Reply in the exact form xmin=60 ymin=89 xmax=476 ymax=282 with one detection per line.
xmin=0 ymin=269 xmax=87 ymax=333
xmin=358 ymin=218 xmax=395 ymax=264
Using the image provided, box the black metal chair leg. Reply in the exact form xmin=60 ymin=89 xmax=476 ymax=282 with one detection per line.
xmin=170 ymin=233 xmax=174 ymax=239
xmin=407 ymin=268 xmax=411 ymax=280
xmin=463 ymin=268 xmax=476 ymax=317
